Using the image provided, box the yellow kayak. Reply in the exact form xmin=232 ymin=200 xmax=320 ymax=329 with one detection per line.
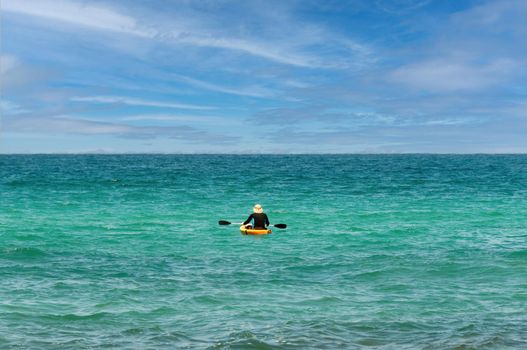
xmin=240 ymin=225 xmax=272 ymax=235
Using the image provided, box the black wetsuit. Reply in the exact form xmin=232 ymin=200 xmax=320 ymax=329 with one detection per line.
xmin=243 ymin=213 xmax=270 ymax=228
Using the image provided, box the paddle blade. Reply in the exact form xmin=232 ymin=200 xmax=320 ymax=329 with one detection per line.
xmin=273 ymin=223 xmax=287 ymax=229
xmin=218 ymin=220 xmax=232 ymax=225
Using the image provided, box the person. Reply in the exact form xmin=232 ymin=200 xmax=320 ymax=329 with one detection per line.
xmin=241 ymin=204 xmax=270 ymax=229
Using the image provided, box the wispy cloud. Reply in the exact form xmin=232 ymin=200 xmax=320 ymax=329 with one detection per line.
xmin=2 ymin=0 xmax=149 ymax=36
xmin=375 ymin=0 xmax=432 ymax=15
xmin=389 ymin=58 xmax=517 ymax=92
xmin=264 ymin=120 xmax=522 ymax=153
xmin=0 ymin=54 xmax=19 ymax=74
xmin=4 ymin=115 xmax=233 ymax=143
xmin=0 ymin=100 xmax=29 ymax=115
xmin=387 ymin=0 xmax=527 ymax=93
xmin=119 ymin=114 xmax=242 ymax=126
xmin=171 ymin=74 xmax=276 ymax=98
xmin=71 ymin=96 xmax=215 ymax=110
xmin=450 ymin=0 xmax=527 ymax=28
xmin=176 ymin=35 xmax=317 ymax=68
xmin=0 ymin=54 xmax=54 ymax=91
xmin=253 ymin=104 xmax=481 ymax=129
xmin=3 ymin=0 xmax=526 ymax=153
xmin=3 ymin=0 xmax=372 ymax=69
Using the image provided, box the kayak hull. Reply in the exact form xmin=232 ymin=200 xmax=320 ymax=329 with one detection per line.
xmin=240 ymin=226 xmax=272 ymax=235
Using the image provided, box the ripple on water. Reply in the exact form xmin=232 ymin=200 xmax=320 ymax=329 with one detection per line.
xmin=1 ymin=247 xmax=47 ymax=260
xmin=1 ymin=155 xmax=527 ymax=349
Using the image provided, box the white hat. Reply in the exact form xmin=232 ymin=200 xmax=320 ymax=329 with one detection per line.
xmin=253 ymin=204 xmax=263 ymax=213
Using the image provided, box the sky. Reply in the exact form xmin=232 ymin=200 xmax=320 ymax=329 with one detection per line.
xmin=1 ymin=0 xmax=526 ymax=153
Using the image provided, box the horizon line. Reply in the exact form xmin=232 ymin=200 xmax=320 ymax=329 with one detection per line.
xmin=1 ymin=152 xmax=526 ymax=156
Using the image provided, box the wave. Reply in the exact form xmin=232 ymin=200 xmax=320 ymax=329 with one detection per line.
xmin=1 ymin=247 xmax=47 ymax=260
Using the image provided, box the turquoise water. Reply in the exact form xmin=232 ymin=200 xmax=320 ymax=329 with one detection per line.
xmin=1 ymin=154 xmax=526 ymax=349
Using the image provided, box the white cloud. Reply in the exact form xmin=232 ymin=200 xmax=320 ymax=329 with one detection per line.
xmin=0 ymin=55 xmax=54 ymax=91
xmin=171 ymin=74 xmax=276 ymax=98
xmin=6 ymin=115 xmax=132 ymax=135
xmin=375 ymin=0 xmax=432 ymax=14
xmin=2 ymin=0 xmax=311 ymax=66
xmin=0 ymin=54 xmax=20 ymax=74
xmin=390 ymin=58 xmax=517 ymax=91
xmin=2 ymin=0 xmax=150 ymax=37
xmin=177 ymin=35 xmax=318 ymax=68
xmin=451 ymin=0 xmax=527 ymax=27
xmin=3 ymin=115 xmax=234 ymax=143
xmin=0 ymin=100 xmax=28 ymax=115
xmin=2 ymin=0 xmax=371 ymax=69
xmin=119 ymin=114 xmax=241 ymax=126
xmin=386 ymin=0 xmax=526 ymax=93
xmin=422 ymin=118 xmax=477 ymax=126
xmin=71 ymin=96 xmax=215 ymax=110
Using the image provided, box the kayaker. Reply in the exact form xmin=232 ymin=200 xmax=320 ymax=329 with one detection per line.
xmin=242 ymin=204 xmax=270 ymax=229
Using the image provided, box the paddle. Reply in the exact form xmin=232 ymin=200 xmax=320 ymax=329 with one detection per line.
xmin=218 ymin=220 xmax=242 ymax=225
xmin=218 ymin=220 xmax=287 ymax=229
xmin=270 ymin=223 xmax=287 ymax=229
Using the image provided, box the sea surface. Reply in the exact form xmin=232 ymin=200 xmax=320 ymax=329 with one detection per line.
xmin=1 ymin=154 xmax=526 ymax=349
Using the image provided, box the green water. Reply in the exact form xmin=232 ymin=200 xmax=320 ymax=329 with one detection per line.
xmin=1 ymin=155 xmax=526 ymax=349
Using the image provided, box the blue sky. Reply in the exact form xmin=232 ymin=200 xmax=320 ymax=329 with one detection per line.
xmin=1 ymin=0 xmax=526 ymax=153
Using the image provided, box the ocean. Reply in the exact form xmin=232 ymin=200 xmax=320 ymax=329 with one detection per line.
xmin=1 ymin=154 xmax=526 ymax=349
